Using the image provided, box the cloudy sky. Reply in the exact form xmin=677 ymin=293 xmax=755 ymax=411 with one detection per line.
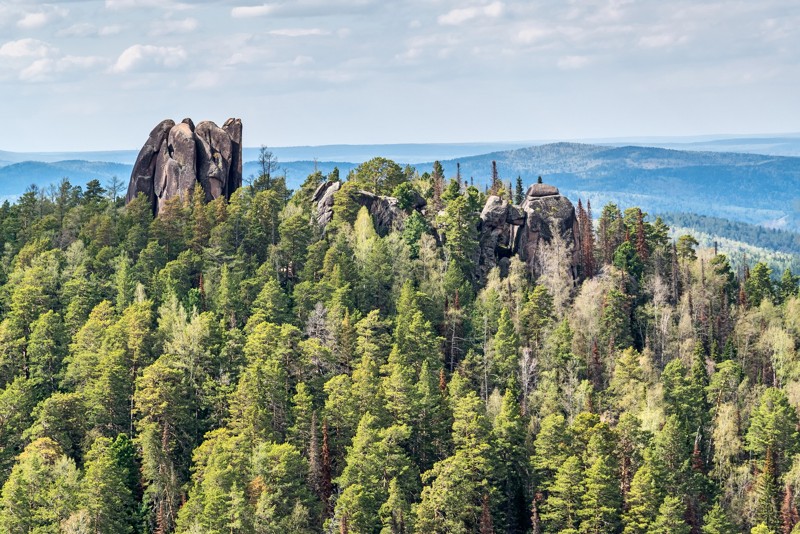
xmin=0 ymin=0 xmax=798 ymax=151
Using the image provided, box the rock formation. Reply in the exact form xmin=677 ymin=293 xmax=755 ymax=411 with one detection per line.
xmin=312 ymin=181 xmax=426 ymax=235
xmin=478 ymin=182 xmax=581 ymax=281
xmin=126 ymin=117 xmax=243 ymax=214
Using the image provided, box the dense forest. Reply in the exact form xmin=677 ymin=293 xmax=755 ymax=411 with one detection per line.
xmin=0 ymin=156 xmax=799 ymax=534
xmin=659 ymin=213 xmax=800 ymax=256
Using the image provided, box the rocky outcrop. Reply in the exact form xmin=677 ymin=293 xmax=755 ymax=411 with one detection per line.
xmin=478 ymin=182 xmax=581 ymax=281
xmin=126 ymin=117 xmax=243 ymax=215
xmin=312 ymin=181 xmax=341 ymax=227
xmin=312 ymin=181 xmax=426 ymax=234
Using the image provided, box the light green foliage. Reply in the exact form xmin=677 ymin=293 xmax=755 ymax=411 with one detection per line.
xmin=649 ymin=495 xmax=690 ymax=534
xmin=541 ymin=455 xmax=584 ymax=532
xmin=78 ymin=436 xmax=135 ymax=534
xmin=351 ymin=157 xmax=406 ymax=196
xmin=252 ymin=441 xmax=317 ymax=533
xmin=0 ymin=438 xmax=80 ymax=533
xmin=415 ymin=391 xmax=492 ymax=533
xmin=622 ymin=455 xmax=663 ymax=534
xmin=0 ymin=167 xmax=800 ymax=533
xmin=335 ymin=413 xmax=416 ymax=533
xmin=746 ymin=387 xmax=799 ymax=471
xmin=746 ymin=262 xmax=774 ymax=307
xmin=701 ymin=502 xmax=738 ymax=534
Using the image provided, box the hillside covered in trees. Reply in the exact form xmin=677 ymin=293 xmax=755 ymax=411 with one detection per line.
xmin=1 ymin=158 xmax=800 ymax=534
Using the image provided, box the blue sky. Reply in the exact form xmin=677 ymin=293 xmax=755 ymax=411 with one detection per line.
xmin=0 ymin=0 xmax=798 ymax=151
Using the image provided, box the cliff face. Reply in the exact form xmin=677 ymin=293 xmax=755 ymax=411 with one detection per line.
xmin=479 ymin=183 xmax=581 ymax=281
xmin=126 ymin=118 xmax=242 ymax=214
xmin=312 ymin=181 xmax=426 ymax=235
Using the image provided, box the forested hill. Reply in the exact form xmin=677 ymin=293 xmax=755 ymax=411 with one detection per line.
xmin=1 ymin=160 xmax=800 ymax=534
xmin=431 ymin=143 xmax=800 ymax=231
xmin=3 ymin=142 xmax=799 ymax=232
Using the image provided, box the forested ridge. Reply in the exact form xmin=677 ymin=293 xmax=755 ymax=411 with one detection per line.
xmin=1 ymin=157 xmax=800 ymax=534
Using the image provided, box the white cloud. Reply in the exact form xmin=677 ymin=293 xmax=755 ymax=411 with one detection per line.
xmin=151 ymin=17 xmax=199 ymax=36
xmin=100 ymin=25 xmax=123 ymax=36
xmin=515 ymin=26 xmax=553 ymax=45
xmin=0 ymin=39 xmax=54 ymax=59
xmin=638 ymin=34 xmax=688 ymax=49
xmin=438 ymin=1 xmax=504 ymax=26
xmin=557 ymin=55 xmax=589 ymax=70
xmin=57 ymin=23 xmax=122 ymax=38
xmin=20 ymin=55 xmax=106 ymax=81
xmin=18 ymin=12 xmax=49 ymax=29
xmin=270 ymin=28 xmax=328 ymax=37
xmin=17 ymin=7 xmax=67 ymax=30
xmin=111 ymin=44 xmax=187 ymax=73
xmin=106 ymin=0 xmax=166 ymax=10
xmin=231 ymin=4 xmax=275 ymax=18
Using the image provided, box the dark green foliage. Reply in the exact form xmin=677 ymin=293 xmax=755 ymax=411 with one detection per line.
xmin=0 ymin=170 xmax=798 ymax=533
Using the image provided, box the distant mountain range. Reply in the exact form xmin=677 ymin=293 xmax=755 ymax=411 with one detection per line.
xmin=1 ymin=139 xmax=799 ymax=234
xmin=428 ymin=143 xmax=800 ymax=230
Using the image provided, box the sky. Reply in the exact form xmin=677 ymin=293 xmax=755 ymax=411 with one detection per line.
xmin=0 ymin=0 xmax=798 ymax=151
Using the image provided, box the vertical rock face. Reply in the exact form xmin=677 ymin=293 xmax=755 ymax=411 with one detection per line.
xmin=125 ymin=117 xmax=243 ymax=215
xmin=126 ymin=119 xmax=175 ymax=208
xmin=311 ymin=181 xmax=426 ymax=235
xmin=478 ymin=182 xmax=581 ymax=281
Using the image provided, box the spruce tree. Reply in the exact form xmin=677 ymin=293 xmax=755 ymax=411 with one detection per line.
xmin=650 ymin=495 xmax=690 ymax=534
xmin=541 ymin=455 xmax=584 ymax=532
xmin=623 ymin=456 xmax=663 ymax=534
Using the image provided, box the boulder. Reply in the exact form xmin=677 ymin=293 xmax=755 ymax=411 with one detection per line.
xmin=516 ymin=185 xmax=581 ymax=280
xmin=478 ymin=195 xmax=525 ymax=279
xmin=355 ymin=191 xmax=404 ymax=234
xmin=478 ymin=182 xmax=581 ymax=281
xmin=526 ymin=183 xmax=560 ymax=197
xmin=126 ymin=117 xmax=243 ymax=215
xmin=312 ymin=180 xmax=425 ymax=234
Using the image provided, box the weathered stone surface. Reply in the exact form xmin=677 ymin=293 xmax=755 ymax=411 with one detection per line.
xmin=526 ymin=183 xmax=560 ymax=197
xmin=517 ymin=185 xmax=581 ymax=280
xmin=313 ymin=181 xmax=341 ymax=227
xmin=356 ymin=191 xmax=404 ymax=235
xmin=478 ymin=195 xmax=512 ymax=279
xmin=222 ymin=118 xmax=243 ymax=197
xmin=167 ymin=122 xmax=197 ymax=204
xmin=312 ymin=180 xmax=426 ymax=234
xmin=126 ymin=117 xmax=243 ymax=215
xmin=195 ymin=121 xmax=233 ymax=202
xmin=478 ymin=182 xmax=581 ymax=282
xmin=126 ymin=119 xmax=174 ymax=206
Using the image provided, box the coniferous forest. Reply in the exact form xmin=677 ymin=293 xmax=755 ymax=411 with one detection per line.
xmin=2 ymin=158 xmax=800 ymax=534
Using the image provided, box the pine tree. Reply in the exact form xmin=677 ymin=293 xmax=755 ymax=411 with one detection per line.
xmin=623 ymin=457 xmax=663 ymax=534
xmin=701 ymin=502 xmax=738 ymax=534
xmin=747 ymin=388 xmax=799 ymax=473
xmin=415 ymin=391 xmax=492 ymax=532
xmin=491 ymin=308 xmax=519 ymax=392
xmin=480 ymin=493 xmax=495 ymax=534
xmin=755 ymin=447 xmax=782 ymax=533
xmin=542 ymin=455 xmax=584 ymax=532
xmin=514 ymin=177 xmax=524 ymax=205
xmin=650 ymin=495 xmax=690 ymax=534
xmin=80 ymin=437 xmax=135 ymax=534
xmin=491 ymin=389 xmax=528 ymax=533
xmin=579 ymin=447 xmax=622 ymax=533
xmin=380 ymin=478 xmax=409 ymax=534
